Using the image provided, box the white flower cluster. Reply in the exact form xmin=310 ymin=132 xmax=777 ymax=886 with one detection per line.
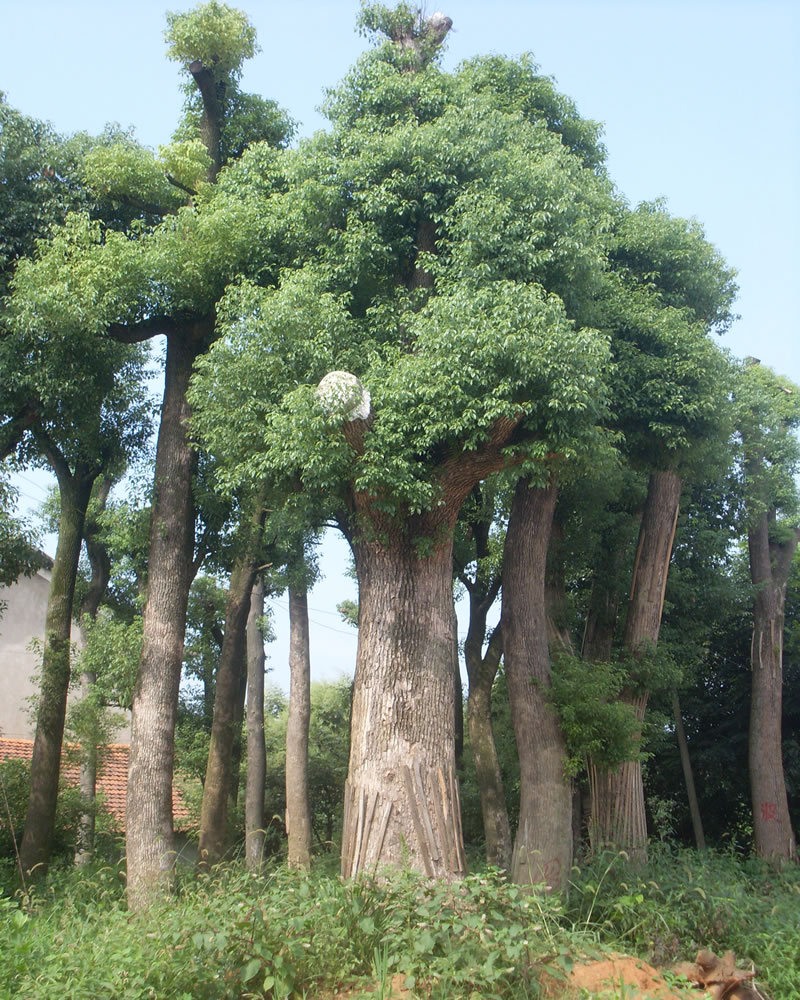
xmin=316 ymin=371 xmax=371 ymax=422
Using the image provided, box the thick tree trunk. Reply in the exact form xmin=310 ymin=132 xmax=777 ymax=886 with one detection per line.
xmin=342 ymin=536 xmax=467 ymax=879
xmin=20 ymin=471 xmax=93 ymax=876
xmin=245 ymin=577 xmax=267 ymax=870
xmin=197 ymin=559 xmax=258 ymax=867
xmin=589 ymin=469 xmax=681 ymax=859
xmin=286 ymin=579 xmax=313 ymax=869
xmin=747 ymin=514 xmax=798 ymax=861
xmin=126 ymin=330 xmax=203 ymax=908
xmin=337 ymin=413 xmax=517 ymax=879
xmin=502 ymin=480 xmax=572 ymax=889
xmin=672 ymin=691 xmax=705 ymax=850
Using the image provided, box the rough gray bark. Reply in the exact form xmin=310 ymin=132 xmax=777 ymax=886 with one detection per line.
xmin=589 ymin=469 xmax=682 ymax=859
xmin=20 ymin=469 xmax=93 ymax=876
xmin=338 ymin=411 xmax=519 ymax=880
xmin=747 ymin=513 xmax=798 ymax=861
xmin=245 ymin=577 xmax=267 ymax=870
xmin=286 ymin=578 xmax=313 ymax=869
xmin=126 ymin=329 xmax=205 ymax=908
xmin=502 ymin=479 xmax=572 ymax=889
xmin=342 ymin=535 xmax=466 ymax=878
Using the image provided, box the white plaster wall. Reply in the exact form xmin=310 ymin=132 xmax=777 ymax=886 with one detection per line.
xmin=0 ymin=570 xmax=131 ymax=743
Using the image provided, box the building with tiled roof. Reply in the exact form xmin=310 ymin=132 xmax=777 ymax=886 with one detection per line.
xmin=0 ymin=737 xmax=193 ymax=831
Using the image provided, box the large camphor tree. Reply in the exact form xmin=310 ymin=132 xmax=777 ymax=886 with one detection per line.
xmin=735 ymin=360 xmax=799 ymax=861
xmin=8 ymin=3 xmax=294 ymax=904
xmin=191 ymin=4 xmax=613 ymax=879
xmin=585 ymin=203 xmax=737 ymax=855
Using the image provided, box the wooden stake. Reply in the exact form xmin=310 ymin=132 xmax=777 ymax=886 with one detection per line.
xmin=373 ymin=800 xmax=393 ymax=870
xmin=402 ymin=764 xmax=433 ymax=877
xmin=352 ymin=787 xmax=367 ymax=877
xmin=413 ymin=761 xmax=440 ymax=863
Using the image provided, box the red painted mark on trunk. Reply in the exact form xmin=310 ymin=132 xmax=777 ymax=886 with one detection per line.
xmin=760 ymin=801 xmax=778 ymax=821
xmin=543 ymin=857 xmax=562 ymax=883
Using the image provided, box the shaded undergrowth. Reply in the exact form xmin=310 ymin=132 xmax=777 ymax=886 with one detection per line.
xmin=1 ymin=846 xmax=798 ymax=1000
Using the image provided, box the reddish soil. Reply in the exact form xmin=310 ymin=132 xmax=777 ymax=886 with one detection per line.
xmin=565 ymin=954 xmax=695 ymax=998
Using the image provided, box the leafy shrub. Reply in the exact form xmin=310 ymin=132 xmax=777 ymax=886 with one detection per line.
xmin=0 ymin=849 xmax=797 ymax=999
xmin=0 ymin=758 xmax=84 ymax=866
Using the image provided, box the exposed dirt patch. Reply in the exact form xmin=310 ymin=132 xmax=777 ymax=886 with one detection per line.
xmin=565 ymin=953 xmax=694 ymax=998
xmin=319 ymin=950 xmax=766 ymax=1000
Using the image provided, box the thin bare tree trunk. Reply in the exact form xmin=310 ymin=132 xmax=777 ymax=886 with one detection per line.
xmin=75 ymin=476 xmax=113 ymax=867
xmin=228 ymin=647 xmax=249 ymax=809
xmin=545 ymin=515 xmax=574 ymax=655
xmin=197 ymin=558 xmax=259 ymax=867
xmin=286 ymin=577 xmax=312 ymax=868
xmin=747 ymin=514 xmax=798 ymax=861
xmin=20 ymin=470 xmax=93 ymax=876
xmin=465 ymin=625 xmax=511 ymax=870
xmin=671 ymin=691 xmax=705 ymax=850
xmin=452 ymin=601 xmax=464 ymax=771
xmin=590 ymin=469 xmax=682 ymax=860
xmin=245 ymin=577 xmax=267 ymax=870
xmin=502 ymin=480 xmax=572 ymax=889
xmin=458 ymin=485 xmax=511 ymax=869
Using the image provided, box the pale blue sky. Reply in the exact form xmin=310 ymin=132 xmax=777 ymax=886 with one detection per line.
xmin=4 ymin=1 xmax=799 ymax=687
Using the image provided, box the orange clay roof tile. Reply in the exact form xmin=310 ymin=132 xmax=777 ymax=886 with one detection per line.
xmin=0 ymin=738 xmax=193 ymax=830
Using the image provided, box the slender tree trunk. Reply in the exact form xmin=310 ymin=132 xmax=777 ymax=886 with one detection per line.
xmin=452 ymin=601 xmax=464 ymax=771
xmin=582 ymin=578 xmax=619 ymax=663
xmin=74 ymin=667 xmax=98 ymax=867
xmin=20 ymin=471 xmax=93 ymax=875
xmin=286 ymin=578 xmax=313 ymax=868
xmin=245 ymin=577 xmax=267 ymax=870
xmin=747 ymin=514 xmax=798 ymax=861
xmin=672 ymin=691 xmax=705 ymax=850
xmin=458 ymin=485 xmax=511 ymax=869
xmin=197 ymin=559 xmax=258 ymax=867
xmin=342 ymin=535 xmax=467 ymax=879
xmin=589 ymin=469 xmax=682 ymax=859
xmin=228 ymin=647 xmax=249 ymax=809
xmin=126 ymin=330 xmax=204 ymax=908
xmin=465 ymin=625 xmax=511 ymax=870
xmin=545 ymin=515 xmax=574 ymax=655
xmin=502 ymin=480 xmax=572 ymax=889
xmin=75 ymin=477 xmax=113 ymax=867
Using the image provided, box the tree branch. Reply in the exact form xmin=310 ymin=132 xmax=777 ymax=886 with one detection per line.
xmin=166 ymin=173 xmax=198 ymax=198
xmin=0 ymin=402 xmax=39 ymax=460
xmin=107 ymin=316 xmax=179 ymax=343
xmin=483 ymin=623 xmax=503 ymax=676
xmin=31 ymin=425 xmax=72 ymax=486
